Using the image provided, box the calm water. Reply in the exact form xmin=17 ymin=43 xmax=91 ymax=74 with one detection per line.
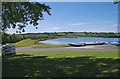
xmin=40 ymin=37 xmax=119 ymax=45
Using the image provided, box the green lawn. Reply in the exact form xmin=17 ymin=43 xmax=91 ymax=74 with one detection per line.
xmin=3 ymin=51 xmax=119 ymax=77
xmin=17 ymin=51 xmax=119 ymax=59
xmin=33 ymin=44 xmax=70 ymax=49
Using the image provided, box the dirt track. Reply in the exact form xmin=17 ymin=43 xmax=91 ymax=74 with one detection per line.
xmin=16 ymin=45 xmax=119 ymax=52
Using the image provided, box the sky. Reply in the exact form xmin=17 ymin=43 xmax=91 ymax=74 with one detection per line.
xmin=7 ymin=2 xmax=118 ymax=34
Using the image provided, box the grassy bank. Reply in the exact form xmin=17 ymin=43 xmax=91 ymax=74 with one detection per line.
xmin=14 ymin=39 xmax=69 ymax=48
xmin=15 ymin=39 xmax=36 ymax=48
xmin=33 ymin=44 xmax=70 ymax=49
xmin=3 ymin=51 xmax=119 ymax=77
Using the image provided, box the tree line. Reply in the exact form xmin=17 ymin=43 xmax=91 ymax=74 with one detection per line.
xmin=2 ymin=33 xmax=22 ymax=44
xmin=2 ymin=32 xmax=119 ymax=44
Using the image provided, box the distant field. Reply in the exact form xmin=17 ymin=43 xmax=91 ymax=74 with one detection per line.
xmin=3 ymin=51 xmax=119 ymax=77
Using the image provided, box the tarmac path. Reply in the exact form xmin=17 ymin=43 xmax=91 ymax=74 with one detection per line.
xmin=16 ymin=45 xmax=119 ymax=52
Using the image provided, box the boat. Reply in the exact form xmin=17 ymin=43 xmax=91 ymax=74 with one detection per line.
xmin=69 ymin=42 xmax=106 ymax=47
xmin=110 ymin=41 xmax=120 ymax=46
xmin=68 ymin=43 xmax=85 ymax=47
xmin=84 ymin=42 xmax=105 ymax=45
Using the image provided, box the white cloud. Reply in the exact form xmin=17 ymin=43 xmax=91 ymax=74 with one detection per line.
xmin=69 ymin=23 xmax=84 ymax=26
xmin=68 ymin=22 xmax=90 ymax=27
xmin=38 ymin=21 xmax=118 ymax=32
xmin=102 ymin=20 xmax=117 ymax=24
xmin=52 ymin=27 xmax=61 ymax=30
xmin=112 ymin=24 xmax=118 ymax=27
xmin=41 ymin=22 xmax=89 ymax=32
xmin=45 ymin=27 xmax=61 ymax=31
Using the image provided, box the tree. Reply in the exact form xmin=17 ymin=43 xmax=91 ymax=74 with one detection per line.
xmin=2 ymin=2 xmax=51 ymax=33
xmin=114 ymin=0 xmax=120 ymax=4
xmin=2 ymin=32 xmax=9 ymax=44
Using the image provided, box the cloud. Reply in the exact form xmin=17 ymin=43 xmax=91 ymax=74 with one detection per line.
xmin=52 ymin=27 xmax=61 ymax=30
xmin=68 ymin=22 xmax=90 ymax=27
xmin=112 ymin=24 xmax=117 ymax=27
xmin=43 ymin=22 xmax=88 ymax=32
xmin=69 ymin=23 xmax=84 ymax=26
xmin=102 ymin=20 xmax=117 ymax=23
xmin=40 ymin=21 xmax=118 ymax=32
xmin=45 ymin=27 xmax=61 ymax=31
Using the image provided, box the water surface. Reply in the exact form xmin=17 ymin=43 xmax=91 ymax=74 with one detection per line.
xmin=40 ymin=37 xmax=119 ymax=45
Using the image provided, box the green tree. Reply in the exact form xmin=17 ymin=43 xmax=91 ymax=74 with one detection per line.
xmin=2 ymin=33 xmax=9 ymax=44
xmin=2 ymin=2 xmax=51 ymax=32
xmin=114 ymin=0 xmax=119 ymax=4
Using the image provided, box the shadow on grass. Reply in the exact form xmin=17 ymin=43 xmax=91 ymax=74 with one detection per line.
xmin=2 ymin=54 xmax=120 ymax=78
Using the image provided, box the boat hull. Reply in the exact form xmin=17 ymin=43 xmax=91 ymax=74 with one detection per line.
xmin=69 ymin=42 xmax=105 ymax=47
xmin=84 ymin=42 xmax=105 ymax=45
xmin=69 ymin=44 xmax=85 ymax=47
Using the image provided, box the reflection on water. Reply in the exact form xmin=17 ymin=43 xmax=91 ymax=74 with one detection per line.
xmin=40 ymin=37 xmax=119 ymax=45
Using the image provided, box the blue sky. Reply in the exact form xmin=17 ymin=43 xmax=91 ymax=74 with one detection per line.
xmin=8 ymin=2 xmax=118 ymax=34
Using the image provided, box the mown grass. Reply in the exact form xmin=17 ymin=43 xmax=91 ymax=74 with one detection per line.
xmin=15 ymin=39 xmax=36 ymax=48
xmin=3 ymin=51 xmax=119 ymax=77
xmin=17 ymin=51 xmax=118 ymax=59
xmin=33 ymin=44 xmax=70 ymax=49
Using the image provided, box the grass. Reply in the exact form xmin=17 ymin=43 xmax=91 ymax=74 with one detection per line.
xmin=15 ymin=39 xmax=36 ymax=48
xmin=17 ymin=51 xmax=118 ymax=59
xmin=33 ymin=44 xmax=70 ymax=49
xmin=3 ymin=51 xmax=119 ymax=77
xmin=14 ymin=39 xmax=69 ymax=48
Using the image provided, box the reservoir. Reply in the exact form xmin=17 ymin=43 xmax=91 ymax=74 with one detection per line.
xmin=39 ymin=37 xmax=119 ymax=45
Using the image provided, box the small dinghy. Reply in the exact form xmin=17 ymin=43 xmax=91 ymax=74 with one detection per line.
xmin=84 ymin=42 xmax=105 ymax=45
xmin=110 ymin=41 xmax=120 ymax=46
xmin=69 ymin=43 xmax=85 ymax=47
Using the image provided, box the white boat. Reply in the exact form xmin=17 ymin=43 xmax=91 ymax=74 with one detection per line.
xmin=69 ymin=43 xmax=85 ymax=47
xmin=110 ymin=41 xmax=120 ymax=46
xmin=84 ymin=42 xmax=105 ymax=45
xmin=69 ymin=42 xmax=105 ymax=47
